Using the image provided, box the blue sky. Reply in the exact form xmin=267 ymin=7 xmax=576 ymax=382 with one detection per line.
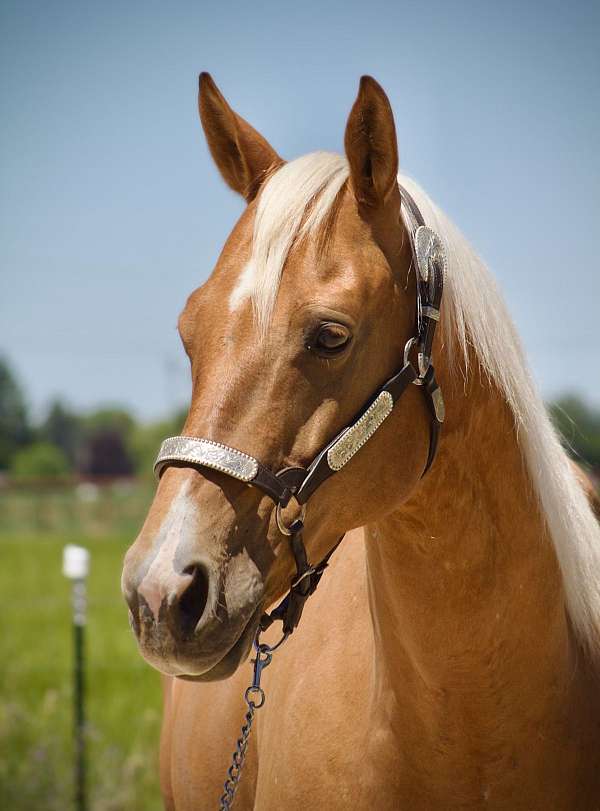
xmin=1 ymin=0 xmax=599 ymax=421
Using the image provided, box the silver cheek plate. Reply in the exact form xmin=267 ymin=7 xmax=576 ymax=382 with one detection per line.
xmin=327 ymin=391 xmax=394 ymax=471
xmin=154 ymin=436 xmax=259 ymax=482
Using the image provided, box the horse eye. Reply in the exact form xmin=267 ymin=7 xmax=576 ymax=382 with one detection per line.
xmin=312 ymin=323 xmax=352 ymax=355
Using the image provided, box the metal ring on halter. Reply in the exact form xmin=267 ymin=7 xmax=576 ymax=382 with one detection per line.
xmin=244 ymin=686 xmax=265 ymax=708
xmin=275 ymin=497 xmax=307 ymax=536
xmin=404 ymin=336 xmax=429 ymax=385
xmin=262 ymin=631 xmax=289 ymax=651
xmin=255 ymin=632 xmax=289 ymax=654
xmin=403 ymin=335 xmax=418 ymax=366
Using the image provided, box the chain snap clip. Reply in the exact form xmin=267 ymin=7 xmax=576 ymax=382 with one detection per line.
xmin=219 ymin=629 xmax=288 ymax=810
xmin=244 ymin=639 xmax=272 ymax=708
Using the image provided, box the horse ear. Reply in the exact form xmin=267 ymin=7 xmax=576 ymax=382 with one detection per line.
xmin=198 ymin=73 xmax=282 ymax=202
xmin=344 ymin=76 xmax=399 ymax=207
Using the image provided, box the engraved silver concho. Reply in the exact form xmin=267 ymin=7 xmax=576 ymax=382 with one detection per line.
xmin=154 ymin=436 xmax=259 ymax=482
xmin=326 ymin=391 xmax=394 ymax=471
xmin=414 ymin=226 xmax=447 ymax=284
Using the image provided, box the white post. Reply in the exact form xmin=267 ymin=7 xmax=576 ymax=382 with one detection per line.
xmin=63 ymin=545 xmax=90 ymax=811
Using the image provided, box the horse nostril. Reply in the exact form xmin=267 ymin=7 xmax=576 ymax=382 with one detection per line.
xmin=178 ymin=565 xmax=210 ymax=636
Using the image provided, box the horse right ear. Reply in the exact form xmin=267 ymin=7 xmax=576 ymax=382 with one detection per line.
xmin=344 ymin=75 xmax=399 ymax=207
xmin=198 ymin=73 xmax=282 ymax=202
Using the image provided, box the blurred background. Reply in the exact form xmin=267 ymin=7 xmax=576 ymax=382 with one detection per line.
xmin=1 ymin=1 xmax=599 ymax=809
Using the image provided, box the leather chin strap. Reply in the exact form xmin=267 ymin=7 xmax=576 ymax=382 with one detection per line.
xmin=153 ymin=185 xmax=446 ymax=638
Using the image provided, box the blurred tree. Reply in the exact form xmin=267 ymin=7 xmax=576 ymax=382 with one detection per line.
xmin=130 ymin=407 xmax=187 ymax=476
xmin=40 ymin=400 xmax=82 ymax=466
xmin=79 ymin=430 xmax=134 ymax=477
xmin=11 ymin=442 xmax=69 ymax=479
xmin=78 ymin=407 xmax=136 ymax=477
xmin=0 ymin=357 xmax=31 ymax=470
xmin=82 ymin=407 xmax=136 ymax=436
xmin=550 ymin=394 xmax=600 ymax=470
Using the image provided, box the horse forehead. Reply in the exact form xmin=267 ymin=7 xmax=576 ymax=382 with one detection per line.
xmin=280 ymin=242 xmax=393 ymax=318
xmin=277 ymin=243 xmax=391 ymax=326
xmin=225 ymin=191 xmax=390 ymax=314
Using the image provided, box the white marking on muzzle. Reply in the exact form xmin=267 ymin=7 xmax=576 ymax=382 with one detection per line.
xmin=138 ymin=479 xmax=200 ymax=619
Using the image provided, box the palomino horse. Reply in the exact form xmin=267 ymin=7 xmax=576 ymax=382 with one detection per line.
xmin=122 ymin=74 xmax=600 ymax=809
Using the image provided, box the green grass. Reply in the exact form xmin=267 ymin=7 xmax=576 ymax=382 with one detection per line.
xmin=0 ymin=485 xmax=164 ymax=811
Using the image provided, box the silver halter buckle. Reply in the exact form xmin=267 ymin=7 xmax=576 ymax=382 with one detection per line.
xmin=403 ymin=336 xmax=430 ymax=384
xmin=275 ymin=497 xmax=306 ymax=536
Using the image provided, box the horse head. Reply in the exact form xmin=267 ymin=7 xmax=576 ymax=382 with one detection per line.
xmin=121 ymin=74 xmax=438 ymax=679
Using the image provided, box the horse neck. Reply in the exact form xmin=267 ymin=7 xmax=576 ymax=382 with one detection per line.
xmin=364 ymin=361 xmax=573 ymax=707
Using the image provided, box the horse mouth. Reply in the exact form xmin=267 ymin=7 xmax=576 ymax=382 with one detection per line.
xmin=177 ymin=604 xmax=262 ymax=681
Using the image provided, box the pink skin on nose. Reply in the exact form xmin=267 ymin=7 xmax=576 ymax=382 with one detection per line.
xmin=137 ymin=480 xmax=198 ymax=620
xmin=138 ymin=549 xmax=193 ymax=619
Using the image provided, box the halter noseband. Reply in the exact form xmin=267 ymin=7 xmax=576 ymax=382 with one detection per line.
xmin=153 ymin=186 xmax=446 ymax=638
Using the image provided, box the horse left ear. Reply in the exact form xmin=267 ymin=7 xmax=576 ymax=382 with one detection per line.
xmin=198 ymin=72 xmax=282 ymax=202
xmin=344 ymin=76 xmax=399 ymax=207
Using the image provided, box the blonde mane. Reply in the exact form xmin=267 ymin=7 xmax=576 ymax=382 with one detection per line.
xmin=244 ymin=151 xmax=600 ymax=653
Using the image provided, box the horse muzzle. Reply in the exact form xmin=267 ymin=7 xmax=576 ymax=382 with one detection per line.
xmin=122 ymin=552 xmax=265 ymax=679
xmin=122 ymin=478 xmax=267 ymax=681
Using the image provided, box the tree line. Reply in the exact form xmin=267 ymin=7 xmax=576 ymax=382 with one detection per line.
xmin=1 ymin=356 xmax=599 ymax=481
xmin=0 ymin=357 xmax=185 ymax=480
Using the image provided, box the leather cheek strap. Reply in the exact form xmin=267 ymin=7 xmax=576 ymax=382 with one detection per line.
xmin=295 ymin=361 xmax=419 ymax=504
xmin=420 ymin=365 xmax=444 ymax=474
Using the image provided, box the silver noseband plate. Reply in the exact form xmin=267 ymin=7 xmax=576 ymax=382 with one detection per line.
xmin=154 ymin=436 xmax=259 ymax=482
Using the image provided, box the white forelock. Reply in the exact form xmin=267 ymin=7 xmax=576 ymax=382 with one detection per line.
xmin=230 ymin=151 xmax=349 ymax=332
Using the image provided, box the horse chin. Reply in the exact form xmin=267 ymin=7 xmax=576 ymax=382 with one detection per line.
xmin=177 ymin=607 xmax=261 ymax=682
xmin=139 ymin=604 xmax=262 ymax=682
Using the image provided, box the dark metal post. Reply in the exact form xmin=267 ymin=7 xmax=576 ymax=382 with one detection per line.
xmin=63 ymin=545 xmax=90 ymax=811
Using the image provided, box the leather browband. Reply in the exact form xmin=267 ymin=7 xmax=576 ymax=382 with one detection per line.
xmin=152 ymin=184 xmax=446 ymax=636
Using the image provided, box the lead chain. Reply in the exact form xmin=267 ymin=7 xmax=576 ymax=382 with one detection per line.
xmin=218 ymin=634 xmax=283 ymax=810
xmin=218 ymin=702 xmax=256 ymax=810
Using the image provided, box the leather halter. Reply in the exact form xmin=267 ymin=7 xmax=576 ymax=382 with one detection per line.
xmin=154 ymin=186 xmax=446 ymax=638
